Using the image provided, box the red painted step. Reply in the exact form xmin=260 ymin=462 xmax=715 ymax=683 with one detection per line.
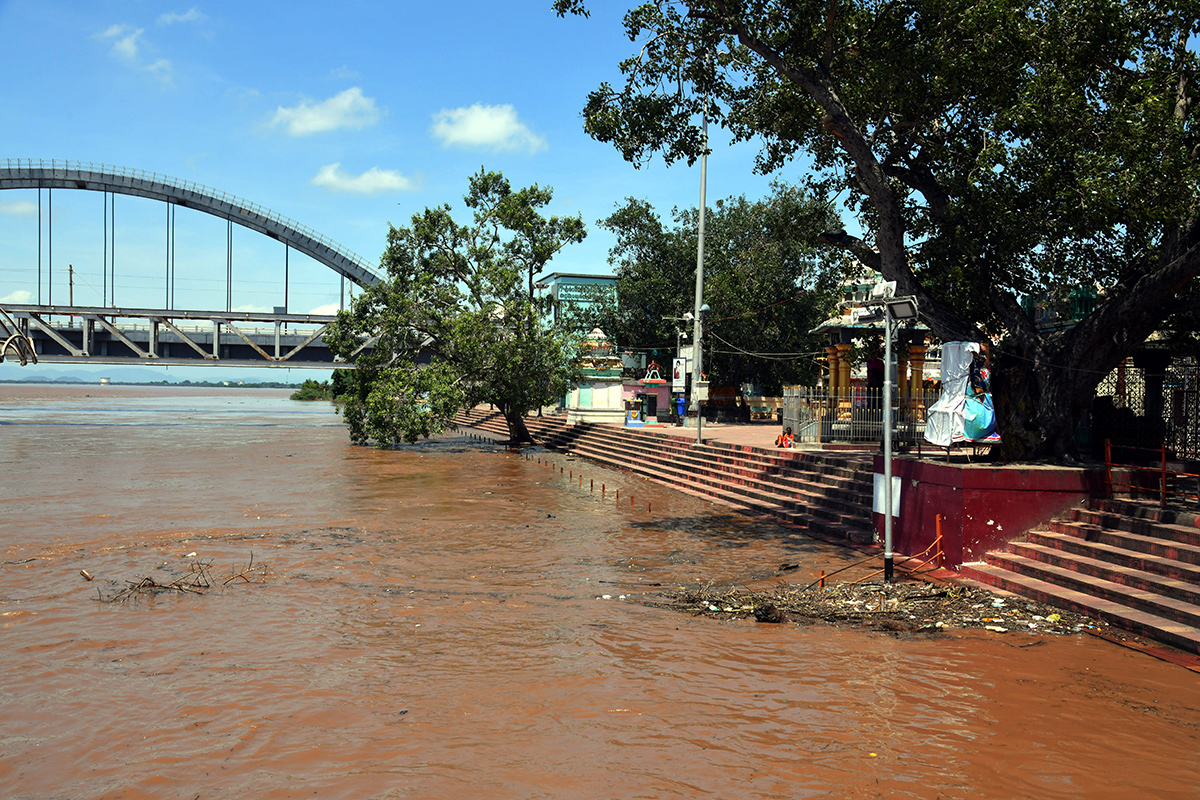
xmin=962 ymin=495 xmax=1200 ymax=654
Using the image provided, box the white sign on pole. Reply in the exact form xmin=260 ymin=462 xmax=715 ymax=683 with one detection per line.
xmin=872 ymin=474 xmax=902 ymax=517
xmin=671 ymin=358 xmax=687 ymax=392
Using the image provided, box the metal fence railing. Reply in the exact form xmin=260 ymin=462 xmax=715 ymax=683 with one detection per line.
xmin=781 ymin=386 xmax=934 ymax=446
xmin=1105 ymin=439 xmax=1200 ymax=509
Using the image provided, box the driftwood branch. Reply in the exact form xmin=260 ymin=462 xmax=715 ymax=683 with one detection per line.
xmin=93 ymin=553 xmax=269 ymax=602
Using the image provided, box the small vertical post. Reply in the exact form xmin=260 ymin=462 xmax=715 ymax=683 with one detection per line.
xmin=1104 ymin=439 xmax=1113 ymax=498
xmin=931 ymin=513 xmax=940 ymax=568
xmin=1161 ymin=440 xmax=1168 ymax=509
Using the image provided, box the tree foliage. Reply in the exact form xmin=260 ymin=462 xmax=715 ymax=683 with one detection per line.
xmin=289 ymin=378 xmax=334 ymax=401
xmin=324 ymin=170 xmax=587 ymax=445
xmin=569 ymin=182 xmax=844 ymax=393
xmin=558 ymin=0 xmax=1200 ymax=459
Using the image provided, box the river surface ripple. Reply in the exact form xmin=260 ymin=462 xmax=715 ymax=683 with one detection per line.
xmin=1 ymin=384 xmax=1198 ymax=799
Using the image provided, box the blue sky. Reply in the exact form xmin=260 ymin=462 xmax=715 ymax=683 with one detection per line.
xmin=0 ymin=1 xmax=815 ymax=381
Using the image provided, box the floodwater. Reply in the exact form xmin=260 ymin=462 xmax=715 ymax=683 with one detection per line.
xmin=1 ymin=384 xmax=1198 ymax=800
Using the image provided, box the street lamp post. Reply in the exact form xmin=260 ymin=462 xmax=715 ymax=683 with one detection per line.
xmin=882 ymin=295 xmax=919 ymax=582
xmin=691 ymin=144 xmax=709 ymax=444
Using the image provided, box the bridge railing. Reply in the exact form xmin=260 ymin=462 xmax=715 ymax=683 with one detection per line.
xmin=3 ymin=158 xmax=377 ymax=276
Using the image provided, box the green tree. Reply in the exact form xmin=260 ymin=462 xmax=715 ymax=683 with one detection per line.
xmin=330 ymin=368 xmax=353 ymax=400
xmin=570 ymin=182 xmax=843 ymax=393
xmin=558 ymin=0 xmax=1200 ymax=460
xmin=324 ymin=169 xmax=587 ymax=445
xmin=289 ymin=378 xmax=333 ymax=401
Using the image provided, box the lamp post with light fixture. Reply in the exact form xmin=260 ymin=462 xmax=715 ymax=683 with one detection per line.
xmin=882 ymin=294 xmax=919 ymax=582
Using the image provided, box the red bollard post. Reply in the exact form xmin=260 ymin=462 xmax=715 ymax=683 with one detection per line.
xmin=818 ymin=570 xmax=825 ymax=588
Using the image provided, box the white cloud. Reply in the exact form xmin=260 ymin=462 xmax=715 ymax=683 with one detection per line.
xmin=145 ymin=59 xmax=174 ymax=81
xmin=96 ymin=24 xmax=143 ymax=61
xmin=95 ymin=23 xmax=172 ymax=82
xmin=1 ymin=290 xmax=34 ymax=304
xmin=271 ymin=88 xmax=380 ymax=136
xmin=158 ymin=8 xmax=206 ymax=25
xmin=308 ymin=303 xmax=343 ymax=316
xmin=311 ymin=163 xmax=415 ymax=194
xmin=0 ymin=200 xmax=37 ymax=216
xmin=330 ymin=66 xmax=360 ymax=81
xmin=233 ymin=304 xmax=271 ymax=313
xmin=430 ymin=104 xmax=546 ymax=153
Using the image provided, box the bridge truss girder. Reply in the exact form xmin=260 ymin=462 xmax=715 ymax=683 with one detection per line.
xmin=2 ymin=304 xmax=361 ymax=369
xmin=0 ymin=159 xmax=383 ymax=288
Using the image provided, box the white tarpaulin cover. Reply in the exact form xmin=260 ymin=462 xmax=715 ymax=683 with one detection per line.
xmin=924 ymin=341 xmax=980 ymax=447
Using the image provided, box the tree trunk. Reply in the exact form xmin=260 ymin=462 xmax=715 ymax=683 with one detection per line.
xmin=501 ymin=404 xmax=534 ymax=444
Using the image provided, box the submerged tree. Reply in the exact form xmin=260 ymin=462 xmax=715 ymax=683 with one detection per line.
xmin=558 ymin=0 xmax=1200 ymax=460
xmin=574 ymin=182 xmax=843 ymax=393
xmin=324 ymin=169 xmax=587 ymax=445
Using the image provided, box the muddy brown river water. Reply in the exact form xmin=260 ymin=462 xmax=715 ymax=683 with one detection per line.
xmin=1 ymin=384 xmax=1198 ymax=799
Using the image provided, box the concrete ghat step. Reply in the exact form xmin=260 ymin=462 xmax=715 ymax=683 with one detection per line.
xmin=563 ymin=440 xmax=873 ymax=524
xmin=981 ymin=551 xmax=1200 ymax=629
xmin=1050 ymin=520 xmax=1200 ymax=564
xmin=1029 ymin=529 xmax=1200 ymax=581
xmin=455 ymin=412 xmax=877 ymax=544
xmin=1090 ymin=497 xmax=1200 ymax=529
xmin=1069 ymin=508 xmax=1200 ymax=547
xmin=960 ymin=561 xmax=1200 ymax=654
xmin=558 ymin=442 xmax=874 ymax=543
xmin=559 ymin=431 xmax=870 ymax=488
xmin=1009 ymin=540 xmax=1200 ymax=603
xmin=574 ymin=447 xmax=870 ymax=511
xmin=572 ymin=434 xmax=872 ymax=495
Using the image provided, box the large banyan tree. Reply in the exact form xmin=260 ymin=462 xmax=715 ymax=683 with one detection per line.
xmin=558 ymin=0 xmax=1200 ymax=460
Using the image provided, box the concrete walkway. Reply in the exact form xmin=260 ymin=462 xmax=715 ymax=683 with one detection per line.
xmin=616 ymin=419 xmax=876 ymax=459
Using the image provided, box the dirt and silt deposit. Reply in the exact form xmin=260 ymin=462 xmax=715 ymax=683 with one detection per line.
xmin=658 ymin=576 xmax=1105 ymax=636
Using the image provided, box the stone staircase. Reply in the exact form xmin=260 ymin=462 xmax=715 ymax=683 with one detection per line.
xmin=961 ymin=498 xmax=1200 ymax=654
xmin=453 ymin=408 xmax=877 ymax=545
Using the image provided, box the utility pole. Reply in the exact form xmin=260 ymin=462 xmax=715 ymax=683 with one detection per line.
xmin=69 ymin=265 xmax=74 ymax=306
xmin=691 ymin=58 xmax=710 ymax=446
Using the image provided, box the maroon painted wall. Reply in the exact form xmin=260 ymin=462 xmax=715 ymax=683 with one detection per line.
xmin=873 ymin=457 xmax=1110 ymax=567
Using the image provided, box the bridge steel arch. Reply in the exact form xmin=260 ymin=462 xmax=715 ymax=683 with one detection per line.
xmin=0 ymin=159 xmax=382 ymax=287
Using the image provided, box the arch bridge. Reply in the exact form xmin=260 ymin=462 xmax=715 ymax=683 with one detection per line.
xmin=0 ymin=159 xmax=382 ymax=368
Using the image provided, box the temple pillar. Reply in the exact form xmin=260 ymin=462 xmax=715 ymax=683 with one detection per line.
xmin=825 ymin=345 xmax=840 ymax=397
xmin=896 ymin=345 xmax=910 ymax=413
xmin=836 ymin=344 xmax=852 ymax=399
xmin=908 ymin=343 xmax=927 ymax=403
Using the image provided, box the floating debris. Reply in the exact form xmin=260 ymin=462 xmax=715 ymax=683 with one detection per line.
xmin=92 ymin=553 xmax=270 ymax=602
xmin=656 ymin=580 xmax=1104 ymax=635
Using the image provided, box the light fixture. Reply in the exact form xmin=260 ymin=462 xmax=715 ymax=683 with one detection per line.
xmin=886 ymin=296 xmax=919 ymax=321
